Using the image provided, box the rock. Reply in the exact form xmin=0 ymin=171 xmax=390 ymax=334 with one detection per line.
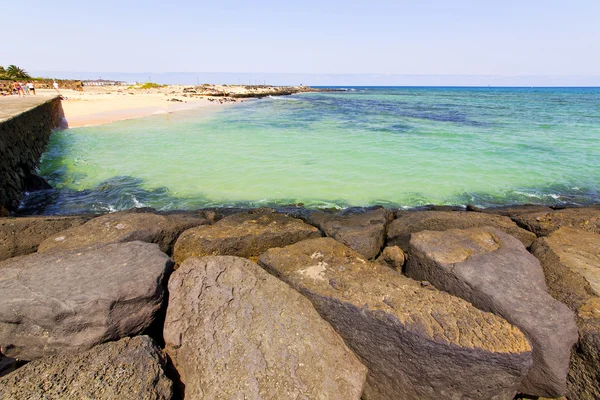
xmin=37 ymin=210 xmax=209 ymax=254
xmin=259 ymin=237 xmax=533 ymax=400
xmin=164 ymin=256 xmax=367 ymax=399
xmin=407 ymin=227 xmax=578 ymax=397
xmin=0 ymin=336 xmax=172 ymax=400
xmin=173 ymin=208 xmax=321 ymax=265
xmin=480 ymin=204 xmax=554 ymax=217
xmin=23 ymin=173 xmax=52 ymax=191
xmin=530 ymin=227 xmax=600 ymax=399
xmin=0 ymin=241 xmax=172 ymax=360
xmin=375 ymin=245 xmax=405 ymax=271
xmin=512 ymin=207 xmax=600 ymax=237
xmin=387 ymin=210 xmax=537 ymax=251
xmin=308 ymin=208 xmax=393 ymax=259
xmin=0 ymin=215 xmax=90 ymax=261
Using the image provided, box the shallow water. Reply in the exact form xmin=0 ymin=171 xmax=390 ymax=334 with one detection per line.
xmin=21 ymin=87 xmax=600 ymax=215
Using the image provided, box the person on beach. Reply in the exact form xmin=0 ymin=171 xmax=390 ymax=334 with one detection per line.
xmin=12 ymin=82 xmax=22 ymax=97
xmin=23 ymin=82 xmax=30 ymax=95
xmin=27 ymin=82 xmax=35 ymax=95
xmin=53 ymin=81 xmax=60 ymax=94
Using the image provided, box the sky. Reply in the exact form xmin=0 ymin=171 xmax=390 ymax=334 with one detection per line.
xmin=5 ymin=0 xmax=600 ymax=85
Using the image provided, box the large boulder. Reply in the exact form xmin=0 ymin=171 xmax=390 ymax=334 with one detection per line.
xmin=308 ymin=208 xmax=393 ymax=259
xmin=387 ymin=211 xmax=536 ymax=251
xmin=512 ymin=207 xmax=600 ymax=237
xmin=530 ymin=227 xmax=600 ymax=399
xmin=173 ymin=208 xmax=321 ymax=265
xmin=0 ymin=241 xmax=172 ymax=360
xmin=0 ymin=336 xmax=172 ymax=400
xmin=478 ymin=204 xmax=554 ymax=217
xmin=0 ymin=215 xmax=90 ymax=261
xmin=407 ymin=227 xmax=578 ymax=397
xmin=164 ymin=256 xmax=367 ymax=399
xmin=37 ymin=210 xmax=209 ymax=254
xmin=259 ymin=238 xmax=533 ymax=400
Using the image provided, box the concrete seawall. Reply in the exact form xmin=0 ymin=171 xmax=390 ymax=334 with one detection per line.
xmin=0 ymin=96 xmax=63 ymax=215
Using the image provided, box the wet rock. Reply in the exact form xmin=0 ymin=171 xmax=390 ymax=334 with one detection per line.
xmin=164 ymin=256 xmax=367 ymax=399
xmin=308 ymin=208 xmax=393 ymax=259
xmin=530 ymin=227 xmax=600 ymax=399
xmin=387 ymin=211 xmax=537 ymax=251
xmin=0 ymin=336 xmax=172 ymax=400
xmin=407 ymin=227 xmax=578 ymax=397
xmin=0 ymin=241 xmax=172 ymax=360
xmin=479 ymin=204 xmax=554 ymax=217
xmin=0 ymin=215 xmax=90 ymax=261
xmin=37 ymin=210 xmax=209 ymax=254
xmin=173 ymin=208 xmax=321 ymax=265
xmin=375 ymin=245 xmax=405 ymax=271
xmin=512 ymin=207 xmax=600 ymax=237
xmin=259 ymin=237 xmax=533 ymax=400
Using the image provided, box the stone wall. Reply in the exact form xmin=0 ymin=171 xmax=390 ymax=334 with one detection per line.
xmin=0 ymin=97 xmax=63 ymax=215
xmin=0 ymin=79 xmax=83 ymax=94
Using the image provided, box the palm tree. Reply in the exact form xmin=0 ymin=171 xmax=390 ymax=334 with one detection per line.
xmin=0 ymin=66 xmax=6 ymax=79
xmin=6 ymin=65 xmax=31 ymax=79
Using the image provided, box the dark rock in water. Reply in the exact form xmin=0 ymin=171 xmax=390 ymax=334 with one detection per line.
xmin=407 ymin=227 xmax=578 ymax=397
xmin=530 ymin=227 xmax=600 ymax=399
xmin=0 ymin=215 xmax=91 ymax=261
xmin=259 ymin=237 xmax=533 ymax=400
xmin=387 ymin=210 xmax=536 ymax=251
xmin=164 ymin=256 xmax=367 ymax=399
xmin=512 ymin=207 xmax=600 ymax=237
xmin=37 ymin=210 xmax=209 ymax=254
xmin=173 ymin=208 xmax=321 ymax=265
xmin=479 ymin=204 xmax=554 ymax=217
xmin=0 ymin=241 xmax=172 ymax=360
xmin=23 ymin=174 xmax=52 ymax=192
xmin=0 ymin=336 xmax=173 ymax=400
xmin=308 ymin=208 xmax=393 ymax=259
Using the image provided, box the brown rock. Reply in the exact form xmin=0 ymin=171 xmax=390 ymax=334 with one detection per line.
xmin=308 ymin=208 xmax=393 ymax=259
xmin=0 ymin=336 xmax=172 ymax=400
xmin=0 ymin=215 xmax=90 ymax=261
xmin=480 ymin=204 xmax=554 ymax=217
xmin=259 ymin=237 xmax=533 ymax=400
xmin=512 ymin=207 xmax=600 ymax=237
xmin=173 ymin=208 xmax=321 ymax=265
xmin=164 ymin=256 xmax=367 ymax=399
xmin=407 ymin=227 xmax=578 ymax=397
xmin=37 ymin=210 xmax=209 ymax=254
xmin=530 ymin=227 xmax=600 ymax=399
xmin=387 ymin=211 xmax=536 ymax=251
xmin=375 ymin=245 xmax=405 ymax=271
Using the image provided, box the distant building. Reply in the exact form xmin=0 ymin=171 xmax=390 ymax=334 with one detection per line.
xmin=82 ymin=79 xmax=125 ymax=86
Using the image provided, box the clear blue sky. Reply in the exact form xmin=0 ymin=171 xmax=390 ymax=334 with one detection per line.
xmin=5 ymin=0 xmax=600 ymax=84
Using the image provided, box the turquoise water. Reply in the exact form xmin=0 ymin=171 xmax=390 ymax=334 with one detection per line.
xmin=21 ymin=87 xmax=600 ymax=214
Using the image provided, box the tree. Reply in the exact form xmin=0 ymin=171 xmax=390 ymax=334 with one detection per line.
xmin=6 ymin=65 xmax=31 ymax=79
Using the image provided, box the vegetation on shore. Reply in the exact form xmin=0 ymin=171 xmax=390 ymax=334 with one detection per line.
xmin=0 ymin=65 xmax=32 ymax=80
xmin=127 ymin=82 xmax=166 ymax=90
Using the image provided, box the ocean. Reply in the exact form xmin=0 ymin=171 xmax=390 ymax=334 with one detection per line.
xmin=20 ymin=87 xmax=600 ymax=215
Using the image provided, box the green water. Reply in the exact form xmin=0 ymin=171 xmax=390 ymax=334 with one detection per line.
xmin=22 ymin=87 xmax=600 ymax=214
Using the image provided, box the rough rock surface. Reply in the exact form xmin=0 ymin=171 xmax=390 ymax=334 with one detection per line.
xmin=407 ymin=227 xmax=578 ymax=397
xmin=259 ymin=237 xmax=533 ymax=400
xmin=0 ymin=215 xmax=90 ymax=261
xmin=164 ymin=256 xmax=367 ymax=399
xmin=173 ymin=208 xmax=321 ymax=265
xmin=387 ymin=211 xmax=536 ymax=251
xmin=37 ymin=210 xmax=209 ymax=254
xmin=375 ymin=245 xmax=406 ymax=271
xmin=0 ymin=336 xmax=172 ymax=400
xmin=530 ymin=227 xmax=600 ymax=400
xmin=0 ymin=241 xmax=171 ymax=360
xmin=480 ymin=204 xmax=554 ymax=217
xmin=512 ymin=207 xmax=600 ymax=237
xmin=307 ymin=208 xmax=393 ymax=259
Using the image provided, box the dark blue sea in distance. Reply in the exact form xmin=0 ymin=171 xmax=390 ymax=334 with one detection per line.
xmin=21 ymin=86 xmax=600 ymax=215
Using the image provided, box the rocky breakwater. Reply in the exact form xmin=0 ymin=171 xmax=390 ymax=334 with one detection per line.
xmin=1 ymin=205 xmax=599 ymax=399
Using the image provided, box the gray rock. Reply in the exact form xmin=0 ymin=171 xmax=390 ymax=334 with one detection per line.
xmin=407 ymin=227 xmax=578 ymax=397
xmin=375 ymin=245 xmax=406 ymax=271
xmin=530 ymin=227 xmax=600 ymax=400
xmin=164 ymin=256 xmax=367 ymax=399
xmin=0 ymin=336 xmax=172 ymax=400
xmin=173 ymin=208 xmax=321 ymax=265
xmin=512 ymin=207 xmax=600 ymax=237
xmin=308 ymin=208 xmax=393 ymax=259
xmin=480 ymin=204 xmax=554 ymax=217
xmin=0 ymin=241 xmax=172 ymax=360
xmin=259 ymin=237 xmax=533 ymax=400
xmin=0 ymin=215 xmax=90 ymax=261
xmin=387 ymin=211 xmax=536 ymax=251
xmin=37 ymin=210 xmax=209 ymax=254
